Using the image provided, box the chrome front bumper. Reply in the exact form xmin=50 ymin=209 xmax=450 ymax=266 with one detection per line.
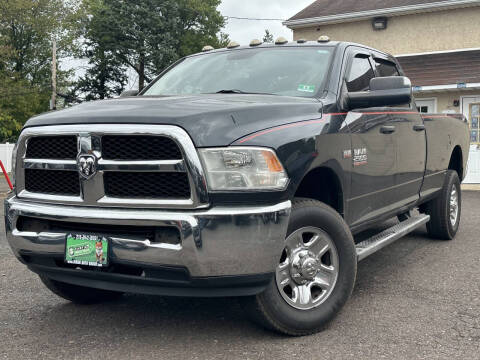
xmin=5 ymin=195 xmax=291 ymax=279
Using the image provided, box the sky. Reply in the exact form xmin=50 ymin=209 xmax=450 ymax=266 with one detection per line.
xmin=218 ymin=0 xmax=314 ymax=44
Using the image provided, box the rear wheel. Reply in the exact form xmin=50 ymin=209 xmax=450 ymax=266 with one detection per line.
xmin=39 ymin=275 xmax=124 ymax=304
xmin=245 ymin=198 xmax=357 ymax=336
xmin=425 ymin=170 xmax=461 ymax=240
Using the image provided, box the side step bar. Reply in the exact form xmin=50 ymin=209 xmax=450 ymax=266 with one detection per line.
xmin=356 ymin=214 xmax=430 ymax=261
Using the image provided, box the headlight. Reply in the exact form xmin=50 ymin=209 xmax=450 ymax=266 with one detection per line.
xmin=198 ymin=147 xmax=289 ymax=191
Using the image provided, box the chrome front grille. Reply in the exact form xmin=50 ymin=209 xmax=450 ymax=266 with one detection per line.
xmin=102 ymin=135 xmax=183 ymax=160
xmin=25 ymin=169 xmax=81 ymax=196
xmin=26 ymin=136 xmax=77 ymax=159
xmin=15 ymin=125 xmax=209 ymax=209
xmin=103 ymin=172 xmax=191 ymax=199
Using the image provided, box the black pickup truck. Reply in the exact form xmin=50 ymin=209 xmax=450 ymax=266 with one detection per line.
xmin=5 ymin=39 xmax=470 ymax=335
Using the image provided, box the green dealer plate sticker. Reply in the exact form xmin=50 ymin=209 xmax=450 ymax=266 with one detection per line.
xmin=65 ymin=234 xmax=109 ymax=267
xmin=298 ymin=84 xmax=316 ymax=93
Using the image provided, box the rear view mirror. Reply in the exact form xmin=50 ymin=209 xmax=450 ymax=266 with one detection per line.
xmin=347 ymin=76 xmax=412 ymax=109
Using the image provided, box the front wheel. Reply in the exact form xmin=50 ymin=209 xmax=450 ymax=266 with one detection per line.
xmin=245 ymin=198 xmax=357 ymax=336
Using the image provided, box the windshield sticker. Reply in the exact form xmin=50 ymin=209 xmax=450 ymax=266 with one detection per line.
xmin=298 ymin=84 xmax=316 ymax=93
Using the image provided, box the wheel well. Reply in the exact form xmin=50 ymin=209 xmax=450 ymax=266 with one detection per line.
xmin=449 ymin=146 xmax=463 ymax=180
xmin=295 ymin=167 xmax=344 ymax=216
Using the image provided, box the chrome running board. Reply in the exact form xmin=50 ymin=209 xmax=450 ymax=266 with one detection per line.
xmin=356 ymin=214 xmax=430 ymax=261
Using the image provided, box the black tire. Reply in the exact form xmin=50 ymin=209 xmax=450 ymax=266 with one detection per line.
xmin=425 ymin=170 xmax=461 ymax=240
xmin=245 ymin=198 xmax=357 ymax=336
xmin=39 ymin=275 xmax=124 ymax=304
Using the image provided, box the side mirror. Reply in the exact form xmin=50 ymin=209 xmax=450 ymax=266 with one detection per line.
xmin=347 ymin=76 xmax=412 ymax=109
xmin=120 ymin=90 xmax=139 ymax=97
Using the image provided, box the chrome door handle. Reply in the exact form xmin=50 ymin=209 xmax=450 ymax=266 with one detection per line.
xmin=413 ymin=124 xmax=426 ymax=132
xmin=380 ymin=125 xmax=396 ymax=134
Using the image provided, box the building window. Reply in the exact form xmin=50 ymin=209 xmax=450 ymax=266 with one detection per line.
xmin=470 ymin=103 xmax=480 ymax=143
xmin=415 ymin=98 xmax=437 ymax=114
xmin=346 ymin=56 xmax=375 ymax=92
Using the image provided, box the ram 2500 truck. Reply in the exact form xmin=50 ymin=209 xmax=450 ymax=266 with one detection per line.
xmin=5 ymin=39 xmax=470 ymax=335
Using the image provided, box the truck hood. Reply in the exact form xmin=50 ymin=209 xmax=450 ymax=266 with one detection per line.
xmin=24 ymin=94 xmax=323 ymax=147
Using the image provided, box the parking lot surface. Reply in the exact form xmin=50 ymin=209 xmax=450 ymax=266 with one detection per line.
xmin=0 ymin=178 xmax=10 ymax=195
xmin=1 ymin=192 xmax=479 ymax=359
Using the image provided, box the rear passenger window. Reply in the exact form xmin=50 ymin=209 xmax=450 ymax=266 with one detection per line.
xmin=346 ymin=56 xmax=375 ymax=92
xmin=375 ymin=59 xmax=400 ymax=77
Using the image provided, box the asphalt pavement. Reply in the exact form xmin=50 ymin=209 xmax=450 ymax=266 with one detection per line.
xmin=0 ymin=177 xmax=11 ymax=195
xmin=1 ymin=192 xmax=479 ymax=359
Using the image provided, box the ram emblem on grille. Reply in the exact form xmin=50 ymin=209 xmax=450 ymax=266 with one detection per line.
xmin=77 ymin=155 xmax=97 ymax=179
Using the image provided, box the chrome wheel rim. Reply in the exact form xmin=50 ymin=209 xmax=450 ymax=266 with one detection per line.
xmin=450 ymin=186 xmax=459 ymax=227
xmin=275 ymin=227 xmax=339 ymax=310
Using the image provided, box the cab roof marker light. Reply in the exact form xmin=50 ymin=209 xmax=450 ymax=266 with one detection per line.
xmin=250 ymin=39 xmax=262 ymax=47
xmin=297 ymin=39 xmax=307 ymax=44
xmin=202 ymin=45 xmax=214 ymax=52
xmin=275 ymin=37 xmax=288 ymax=45
xmin=227 ymin=41 xmax=240 ymax=49
xmin=318 ymin=35 xmax=330 ymax=43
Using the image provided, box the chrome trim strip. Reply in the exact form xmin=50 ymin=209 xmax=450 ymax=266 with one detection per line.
xmin=7 ymin=196 xmax=290 ymax=221
xmin=15 ymin=125 xmax=209 ymax=209
xmin=109 ymin=237 xmax=182 ymax=251
xmin=17 ymin=190 xmax=83 ymax=203
xmin=98 ymin=159 xmax=186 ymax=172
xmin=97 ymin=196 xmax=194 ymax=207
xmin=23 ymin=159 xmax=78 ymax=171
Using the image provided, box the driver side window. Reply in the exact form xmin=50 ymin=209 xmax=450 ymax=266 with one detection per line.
xmin=346 ymin=55 xmax=375 ymax=92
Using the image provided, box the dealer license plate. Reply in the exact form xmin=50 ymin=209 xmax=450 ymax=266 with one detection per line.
xmin=65 ymin=234 xmax=109 ymax=268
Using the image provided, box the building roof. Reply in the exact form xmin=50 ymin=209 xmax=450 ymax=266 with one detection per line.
xmin=290 ymin=0 xmax=437 ymax=20
xmin=285 ymin=0 xmax=480 ymax=27
xmin=398 ymin=50 xmax=480 ymax=87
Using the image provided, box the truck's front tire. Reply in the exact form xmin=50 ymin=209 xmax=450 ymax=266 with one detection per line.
xmin=425 ymin=170 xmax=461 ymax=240
xmin=245 ymin=198 xmax=357 ymax=336
xmin=39 ymin=275 xmax=124 ymax=304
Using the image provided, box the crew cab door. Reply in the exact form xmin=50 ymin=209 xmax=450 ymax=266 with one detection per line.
xmin=342 ymin=49 xmax=399 ymax=226
xmin=373 ymin=55 xmax=427 ymax=207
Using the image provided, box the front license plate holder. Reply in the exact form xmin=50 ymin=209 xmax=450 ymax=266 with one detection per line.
xmin=65 ymin=234 xmax=110 ymax=268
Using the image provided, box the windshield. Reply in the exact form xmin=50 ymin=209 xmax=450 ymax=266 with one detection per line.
xmin=143 ymin=47 xmax=334 ymax=98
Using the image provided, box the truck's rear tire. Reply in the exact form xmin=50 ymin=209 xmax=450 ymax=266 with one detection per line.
xmin=425 ymin=170 xmax=461 ymax=240
xmin=245 ymin=198 xmax=357 ymax=336
xmin=39 ymin=275 xmax=124 ymax=304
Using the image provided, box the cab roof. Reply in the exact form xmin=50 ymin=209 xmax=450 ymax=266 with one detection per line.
xmin=192 ymin=40 xmax=392 ymax=59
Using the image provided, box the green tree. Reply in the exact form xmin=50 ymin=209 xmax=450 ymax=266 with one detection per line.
xmin=0 ymin=75 xmax=50 ymax=142
xmin=68 ymin=0 xmax=128 ymax=102
xmin=86 ymin=0 xmax=228 ymax=91
xmin=73 ymin=47 xmax=128 ymax=101
xmin=263 ymin=29 xmax=274 ymax=43
xmin=0 ymin=0 xmax=84 ymax=141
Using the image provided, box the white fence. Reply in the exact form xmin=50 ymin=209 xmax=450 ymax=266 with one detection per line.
xmin=0 ymin=143 xmax=15 ymax=173
xmin=464 ymin=146 xmax=480 ymax=184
